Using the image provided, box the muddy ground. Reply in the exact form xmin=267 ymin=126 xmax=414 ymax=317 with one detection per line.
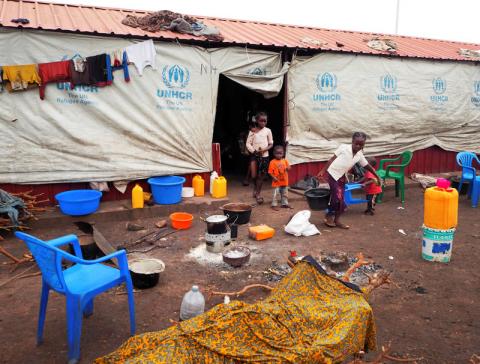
xmin=0 ymin=184 xmax=479 ymax=363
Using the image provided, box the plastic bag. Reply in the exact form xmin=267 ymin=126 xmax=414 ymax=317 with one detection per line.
xmin=284 ymin=210 xmax=321 ymax=237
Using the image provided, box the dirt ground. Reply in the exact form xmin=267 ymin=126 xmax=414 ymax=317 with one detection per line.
xmin=0 ymin=183 xmax=479 ymax=363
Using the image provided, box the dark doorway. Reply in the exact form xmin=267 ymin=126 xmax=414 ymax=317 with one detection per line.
xmin=212 ymin=74 xmax=285 ymax=179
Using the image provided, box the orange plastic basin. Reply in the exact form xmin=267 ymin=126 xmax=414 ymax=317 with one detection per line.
xmin=170 ymin=212 xmax=193 ymax=230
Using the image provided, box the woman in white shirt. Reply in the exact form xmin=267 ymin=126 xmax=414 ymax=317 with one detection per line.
xmin=246 ymin=112 xmax=273 ymax=204
xmin=317 ymin=132 xmax=380 ymax=229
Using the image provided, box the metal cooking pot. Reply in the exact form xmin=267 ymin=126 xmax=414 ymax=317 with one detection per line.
xmin=220 ymin=203 xmax=253 ymax=225
xmin=204 ymin=215 xmax=229 ymax=234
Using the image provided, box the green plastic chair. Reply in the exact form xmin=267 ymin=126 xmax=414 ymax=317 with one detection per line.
xmin=376 ymin=151 xmax=413 ymax=204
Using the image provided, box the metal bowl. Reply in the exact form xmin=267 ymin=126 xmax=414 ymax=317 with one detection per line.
xmin=222 ymin=246 xmax=251 ymax=268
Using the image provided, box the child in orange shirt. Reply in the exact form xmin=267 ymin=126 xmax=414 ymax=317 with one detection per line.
xmin=268 ymin=145 xmax=292 ymax=210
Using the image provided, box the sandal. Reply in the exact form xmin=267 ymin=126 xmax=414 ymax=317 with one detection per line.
xmin=256 ymin=196 xmax=264 ymax=204
xmin=281 ymin=205 xmax=294 ymax=209
xmin=335 ymin=222 xmax=350 ymax=229
xmin=271 ymin=206 xmax=280 ymax=211
xmin=324 ymin=218 xmax=336 ymax=228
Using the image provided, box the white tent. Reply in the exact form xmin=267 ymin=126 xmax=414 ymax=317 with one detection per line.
xmin=0 ymin=30 xmax=286 ymax=183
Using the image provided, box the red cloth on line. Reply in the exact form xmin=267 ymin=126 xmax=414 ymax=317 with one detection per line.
xmin=38 ymin=60 xmax=72 ymax=100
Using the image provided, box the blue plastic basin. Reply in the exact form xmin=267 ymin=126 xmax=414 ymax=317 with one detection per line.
xmin=148 ymin=176 xmax=186 ymax=205
xmin=55 ymin=190 xmax=102 ymax=216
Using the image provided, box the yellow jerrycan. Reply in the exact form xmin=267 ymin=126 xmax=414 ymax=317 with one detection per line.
xmin=212 ymin=176 xmax=227 ymax=198
xmin=132 ymin=184 xmax=144 ymax=209
xmin=192 ymin=175 xmax=205 ymax=197
xmin=424 ymin=179 xmax=458 ymax=229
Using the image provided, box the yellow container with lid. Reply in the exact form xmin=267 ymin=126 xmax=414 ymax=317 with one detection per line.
xmin=424 ymin=185 xmax=458 ymax=229
xmin=132 ymin=184 xmax=144 ymax=209
xmin=192 ymin=175 xmax=205 ymax=197
xmin=212 ymin=176 xmax=227 ymax=198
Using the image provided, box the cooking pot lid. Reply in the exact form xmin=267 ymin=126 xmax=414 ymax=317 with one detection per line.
xmin=129 ymin=258 xmax=165 ymax=274
xmin=206 ymin=215 xmax=228 ymax=223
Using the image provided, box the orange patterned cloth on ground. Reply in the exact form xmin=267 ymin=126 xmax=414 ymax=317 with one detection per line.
xmin=96 ymin=260 xmax=376 ymax=364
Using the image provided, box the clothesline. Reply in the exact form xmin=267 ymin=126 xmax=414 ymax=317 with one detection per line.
xmin=0 ymin=39 xmax=156 ymax=100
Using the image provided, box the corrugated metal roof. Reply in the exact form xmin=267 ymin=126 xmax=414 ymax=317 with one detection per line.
xmin=1 ymin=0 xmax=479 ymax=62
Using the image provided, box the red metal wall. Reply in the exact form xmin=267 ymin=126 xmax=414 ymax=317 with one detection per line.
xmin=0 ymin=144 xmax=223 ymax=206
xmin=289 ymin=146 xmax=461 ymax=184
xmin=0 ymin=146 xmax=460 ymax=205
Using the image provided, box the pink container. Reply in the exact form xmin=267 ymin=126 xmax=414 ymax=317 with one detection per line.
xmin=436 ymin=178 xmax=450 ymax=189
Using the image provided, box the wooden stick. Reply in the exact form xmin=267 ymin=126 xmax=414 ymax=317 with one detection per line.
xmin=0 ymin=246 xmax=23 ymax=263
xmin=0 ymin=264 xmax=36 ymax=288
xmin=210 ymin=284 xmax=274 ymax=297
xmin=18 ymin=271 xmax=42 ymax=279
xmin=342 ymin=253 xmax=370 ymax=283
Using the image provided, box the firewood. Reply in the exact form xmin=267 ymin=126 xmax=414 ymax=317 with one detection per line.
xmin=210 ymin=284 xmax=274 ymax=297
xmin=342 ymin=253 xmax=370 ymax=283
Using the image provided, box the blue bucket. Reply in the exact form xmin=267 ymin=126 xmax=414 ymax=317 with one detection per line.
xmin=148 ymin=176 xmax=186 ymax=205
xmin=55 ymin=190 xmax=102 ymax=216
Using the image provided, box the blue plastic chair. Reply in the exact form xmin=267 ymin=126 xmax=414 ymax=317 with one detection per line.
xmin=472 ymin=176 xmax=480 ymax=208
xmin=344 ymin=183 xmax=368 ymax=205
xmin=14 ymin=232 xmax=135 ymax=364
xmin=456 ymin=152 xmax=480 ymax=197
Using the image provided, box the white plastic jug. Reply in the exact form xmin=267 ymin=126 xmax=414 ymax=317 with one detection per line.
xmin=180 ymin=285 xmax=205 ymax=321
xmin=210 ymin=171 xmax=218 ymax=195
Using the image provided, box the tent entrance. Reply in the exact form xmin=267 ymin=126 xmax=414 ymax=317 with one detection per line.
xmin=212 ymin=74 xmax=285 ymax=182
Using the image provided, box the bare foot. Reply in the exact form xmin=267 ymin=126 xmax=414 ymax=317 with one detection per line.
xmin=271 ymin=206 xmax=280 ymax=211
xmin=281 ymin=205 xmax=294 ymax=209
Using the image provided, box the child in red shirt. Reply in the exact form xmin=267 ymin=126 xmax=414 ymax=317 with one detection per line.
xmin=360 ymin=157 xmax=383 ymax=215
xmin=268 ymin=145 xmax=292 ymax=210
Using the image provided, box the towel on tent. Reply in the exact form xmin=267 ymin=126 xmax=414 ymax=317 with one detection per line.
xmin=96 ymin=258 xmax=376 ymax=364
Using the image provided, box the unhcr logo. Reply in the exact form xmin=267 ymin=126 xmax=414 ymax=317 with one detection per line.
xmin=472 ymin=81 xmax=480 ymax=107
xmin=377 ymin=74 xmax=400 ymax=103
xmin=316 ymin=72 xmax=337 ymax=92
xmin=380 ymin=74 xmax=397 ymax=93
xmin=158 ymin=64 xmax=193 ymax=100
xmin=432 ymin=78 xmax=446 ymax=95
xmin=430 ymin=77 xmax=448 ymax=105
xmin=474 ymin=81 xmax=480 ymax=96
xmin=162 ymin=65 xmax=190 ymax=89
xmin=313 ymin=72 xmax=341 ymax=104
xmin=248 ymin=67 xmax=267 ymax=75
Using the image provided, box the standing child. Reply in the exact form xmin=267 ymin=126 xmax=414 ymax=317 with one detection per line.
xmin=240 ymin=121 xmax=257 ymax=186
xmin=359 ymin=157 xmax=382 ymax=215
xmin=268 ymin=145 xmax=292 ymax=210
xmin=246 ymin=112 xmax=273 ymax=204
xmin=317 ymin=132 xmax=381 ymax=229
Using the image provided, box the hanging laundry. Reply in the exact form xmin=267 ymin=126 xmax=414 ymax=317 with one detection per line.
xmin=72 ymin=54 xmax=87 ymax=72
xmin=70 ymin=59 xmax=91 ymax=86
xmin=125 ymin=39 xmax=157 ymax=76
xmin=0 ymin=67 xmax=4 ymax=93
xmin=109 ymin=50 xmax=130 ymax=82
xmin=86 ymin=54 xmax=112 ymax=86
xmin=38 ymin=60 xmax=72 ymax=99
xmin=2 ymin=64 xmax=41 ymax=92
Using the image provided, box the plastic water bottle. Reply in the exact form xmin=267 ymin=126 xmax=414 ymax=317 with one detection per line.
xmin=210 ymin=171 xmax=218 ymax=195
xmin=179 ymin=285 xmax=205 ymax=321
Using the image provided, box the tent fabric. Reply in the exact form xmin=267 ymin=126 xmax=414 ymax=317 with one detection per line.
xmin=223 ymin=61 xmax=289 ymax=98
xmin=95 ymin=260 xmax=376 ymax=364
xmin=0 ymin=30 xmax=282 ymax=184
xmin=286 ymin=53 xmax=480 ymax=165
